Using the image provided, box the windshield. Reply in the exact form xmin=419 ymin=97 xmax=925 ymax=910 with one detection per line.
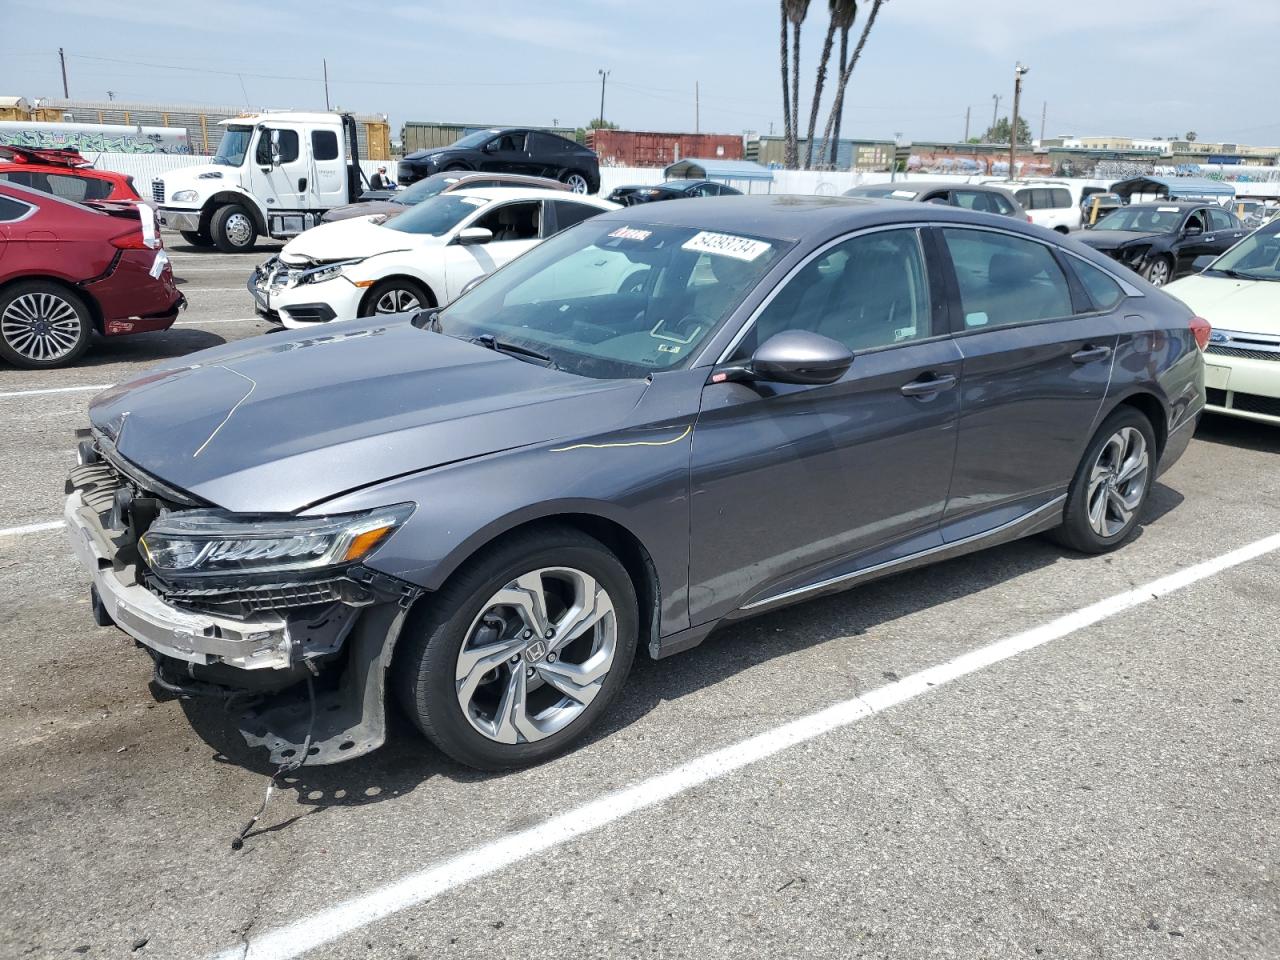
xmin=213 ymin=126 xmax=253 ymax=167
xmin=450 ymin=130 xmax=499 ymax=150
xmin=1206 ymin=220 xmax=1280 ymax=280
xmin=844 ymin=185 xmax=920 ymax=199
xmin=384 ymin=194 xmax=487 ymax=235
xmin=1092 ymin=206 xmax=1185 ymax=232
xmin=393 ymin=176 xmax=456 ymax=206
xmin=434 ymin=220 xmax=788 ymax=379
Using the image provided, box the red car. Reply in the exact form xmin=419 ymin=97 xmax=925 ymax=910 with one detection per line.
xmin=0 ymin=182 xmax=184 ymax=368
xmin=0 ymin=145 xmax=140 ymax=203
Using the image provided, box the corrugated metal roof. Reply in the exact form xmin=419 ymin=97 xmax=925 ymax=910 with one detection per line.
xmin=1111 ymin=176 xmax=1236 ymax=199
xmin=663 ymin=158 xmax=774 ymax=182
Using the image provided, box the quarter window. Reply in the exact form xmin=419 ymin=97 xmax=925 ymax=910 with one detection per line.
xmin=311 ymin=130 xmax=339 ymax=161
xmin=0 ymin=195 xmax=32 ymax=221
xmin=1072 ymin=258 xmax=1126 ymax=311
xmin=941 ymin=228 xmax=1074 ymax=329
xmin=549 ymin=200 xmax=599 ymax=232
xmin=743 ymin=229 xmax=931 ymax=355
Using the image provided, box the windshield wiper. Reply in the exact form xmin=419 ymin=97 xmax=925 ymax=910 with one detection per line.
xmin=470 ymin=334 xmax=558 ymax=368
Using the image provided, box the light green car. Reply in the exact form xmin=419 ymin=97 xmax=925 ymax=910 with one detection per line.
xmin=1166 ymin=219 xmax=1280 ymax=426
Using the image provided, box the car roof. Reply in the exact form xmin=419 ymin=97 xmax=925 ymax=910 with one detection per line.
xmin=1125 ymin=201 xmax=1211 ymax=210
xmin=445 ymin=186 xmax=613 ymax=205
xmin=590 ymin=193 xmax=1040 ymax=242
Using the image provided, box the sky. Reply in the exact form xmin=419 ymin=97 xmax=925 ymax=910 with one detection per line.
xmin=4 ymin=0 xmax=1280 ymax=147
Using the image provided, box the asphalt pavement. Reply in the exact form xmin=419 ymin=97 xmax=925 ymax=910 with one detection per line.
xmin=0 ymin=240 xmax=1276 ymax=960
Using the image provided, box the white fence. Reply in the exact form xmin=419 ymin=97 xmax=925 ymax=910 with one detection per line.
xmin=81 ymin=153 xmax=1280 ymax=200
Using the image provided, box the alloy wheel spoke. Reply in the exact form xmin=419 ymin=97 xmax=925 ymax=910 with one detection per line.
xmin=1088 ymin=487 xmax=1108 ymax=534
xmin=535 ymin=660 xmax=602 ymax=706
xmin=551 ymin=575 xmax=611 ymax=652
xmin=490 ymin=666 xmax=528 ymax=744
xmin=1116 ymin=449 xmax=1147 ymax=485
xmin=1105 ymin=487 xmax=1132 ymax=525
xmin=491 ymin=572 xmax=551 ymax=637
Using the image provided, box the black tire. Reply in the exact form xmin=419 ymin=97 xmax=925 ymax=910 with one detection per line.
xmin=0 ymin=280 xmax=93 ymax=369
xmin=359 ymin=277 xmax=433 ymax=317
xmin=1052 ymin=406 xmax=1158 ymax=554
xmin=394 ymin=527 xmax=639 ymax=770
xmin=210 ymin=203 xmax=258 ymax=252
xmin=180 ymin=229 xmax=213 ymax=247
xmin=560 ymin=169 xmax=592 ymax=194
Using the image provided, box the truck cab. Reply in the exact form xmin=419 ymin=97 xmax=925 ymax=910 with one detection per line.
xmin=152 ymin=112 xmax=363 ymax=251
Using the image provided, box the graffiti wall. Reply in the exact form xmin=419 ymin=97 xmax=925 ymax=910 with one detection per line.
xmin=905 ymin=149 xmax=1050 ymax=177
xmin=0 ymin=122 xmax=192 ymax=155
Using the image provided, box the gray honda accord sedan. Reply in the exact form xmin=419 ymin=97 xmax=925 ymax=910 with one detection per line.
xmin=66 ymin=196 xmax=1208 ymax=770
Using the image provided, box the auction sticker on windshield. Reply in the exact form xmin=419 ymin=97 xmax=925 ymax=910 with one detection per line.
xmin=682 ymin=231 xmax=771 ymax=261
xmin=609 ymin=226 xmax=651 ymax=241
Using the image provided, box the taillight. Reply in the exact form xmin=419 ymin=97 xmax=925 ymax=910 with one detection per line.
xmin=1188 ymin=316 xmax=1211 ymax=351
xmin=1027 ymin=215 xmax=1034 ymax=223
xmin=110 ymin=230 xmax=147 ymax=249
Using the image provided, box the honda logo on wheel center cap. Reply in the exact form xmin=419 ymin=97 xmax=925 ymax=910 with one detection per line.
xmin=524 ymin=640 xmax=548 ymax=663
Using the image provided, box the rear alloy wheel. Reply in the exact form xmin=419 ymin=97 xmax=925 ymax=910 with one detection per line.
xmin=1143 ymin=257 xmax=1172 ymax=287
xmin=396 ymin=528 xmax=638 ymax=770
xmin=562 ymin=171 xmax=591 ymax=194
xmin=361 ymin=278 xmax=431 ymax=317
xmin=0 ymin=281 xmax=92 ymax=369
xmin=210 ymin=203 xmax=258 ymax=252
xmin=1053 ymin=408 xmax=1156 ymax=553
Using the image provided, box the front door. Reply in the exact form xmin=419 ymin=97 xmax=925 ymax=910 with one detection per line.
xmin=936 ymin=226 xmax=1117 ymax=535
xmin=688 ymin=227 xmax=961 ymax=624
xmin=442 ymin=200 xmax=544 ymax=301
xmin=254 ymin=125 xmax=310 ymax=211
xmin=479 ymin=131 xmax=532 ymax=175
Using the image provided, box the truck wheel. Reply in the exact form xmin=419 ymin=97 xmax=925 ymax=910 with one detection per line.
xmin=210 ymin=204 xmax=258 ymax=252
xmin=180 ymin=229 xmax=213 ymax=247
xmin=1051 ymin=407 xmax=1156 ymax=554
xmin=0 ymin=280 xmax=92 ymax=369
xmin=394 ymin=527 xmax=639 ymax=770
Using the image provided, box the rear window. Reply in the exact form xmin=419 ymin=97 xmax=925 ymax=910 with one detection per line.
xmin=0 ymin=170 xmax=111 ymax=201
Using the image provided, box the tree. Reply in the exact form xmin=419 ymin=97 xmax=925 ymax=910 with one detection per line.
xmin=802 ymin=1 xmax=853 ymax=169
xmin=981 ymin=116 xmax=1032 ymax=145
xmin=1185 ymin=130 xmax=1198 ymax=142
xmin=826 ymin=0 xmax=858 ymax=166
xmin=780 ymin=0 xmax=811 ymax=168
xmin=588 ymin=119 xmax=618 ymax=130
xmin=818 ymin=0 xmax=886 ymax=168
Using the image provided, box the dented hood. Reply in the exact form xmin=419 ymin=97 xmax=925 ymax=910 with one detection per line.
xmin=90 ymin=319 xmax=646 ymax=513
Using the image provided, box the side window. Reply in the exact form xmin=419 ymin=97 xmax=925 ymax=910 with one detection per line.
xmin=1014 ymin=189 xmax=1035 ymax=209
xmin=745 ymin=229 xmax=931 ymax=356
xmin=941 ymin=228 xmax=1074 ymax=329
xmin=549 ymin=200 xmax=600 ymax=233
xmin=952 ymin=190 xmax=993 ymax=212
xmin=256 ymin=129 xmax=299 ymax=164
xmin=46 ymin=174 xmax=109 ymax=202
xmin=1184 ymin=210 xmax=1208 ymax=233
xmin=1208 ymin=208 xmax=1236 ymax=232
xmin=1072 ymin=258 xmax=1126 ymax=311
xmin=475 ymin=200 xmax=541 ymax=240
xmin=1049 ymin=188 xmax=1072 ymax=210
xmin=311 ymin=130 xmax=339 ymax=161
xmin=0 ymin=195 xmax=32 ymax=222
xmin=989 ymin=192 xmax=1017 ymax=216
xmin=495 ymin=132 xmax=527 ymax=152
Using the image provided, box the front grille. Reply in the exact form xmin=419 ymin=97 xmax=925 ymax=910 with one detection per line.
xmin=151 ymin=178 xmax=164 ymax=204
xmin=67 ymin=460 xmax=127 ymax=515
xmin=1206 ymin=345 xmax=1280 ymax=362
xmin=1206 ymin=387 xmax=1227 ymax=407
xmin=152 ymin=577 xmax=370 ymax=618
xmin=1231 ymin=391 xmax=1280 ymax=418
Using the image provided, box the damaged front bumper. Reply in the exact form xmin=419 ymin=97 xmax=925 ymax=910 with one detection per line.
xmin=64 ymin=462 xmax=421 ymax=765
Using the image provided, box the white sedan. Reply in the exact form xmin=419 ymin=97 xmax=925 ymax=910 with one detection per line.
xmin=1166 ymin=217 xmax=1280 ymax=426
xmin=248 ymin=187 xmax=618 ymax=328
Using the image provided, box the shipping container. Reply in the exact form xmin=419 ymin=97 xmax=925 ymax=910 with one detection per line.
xmin=746 ymin=135 xmax=894 ymax=171
xmin=586 ymin=130 xmax=743 ymax=168
xmin=401 ymin=121 xmax=581 ymax=155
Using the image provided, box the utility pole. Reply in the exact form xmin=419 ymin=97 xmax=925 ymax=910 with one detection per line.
xmin=323 ymin=58 xmax=330 ymax=111
xmin=1009 ymin=62 xmax=1028 ymax=180
xmin=1039 ymin=100 xmax=1047 ymax=143
xmin=963 ymin=106 xmax=970 ymax=142
xmin=59 ymin=48 xmax=69 ymax=98
xmin=695 ymin=81 xmax=700 ymax=133
xmin=597 ymin=69 xmax=610 ymax=127
xmin=990 ymin=94 xmax=1000 ymax=139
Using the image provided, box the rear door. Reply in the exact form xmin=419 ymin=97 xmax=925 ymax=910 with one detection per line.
xmin=688 ymin=226 xmax=962 ymax=622
xmin=936 ymin=225 xmax=1119 ymax=535
xmin=1207 ymin=206 xmax=1248 ymax=255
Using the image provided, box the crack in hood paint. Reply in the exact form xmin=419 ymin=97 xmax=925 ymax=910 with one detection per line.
xmin=90 ymin=318 xmax=648 ymax=513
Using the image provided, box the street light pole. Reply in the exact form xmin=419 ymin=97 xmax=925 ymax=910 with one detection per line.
xmin=1009 ymin=62 xmax=1028 ymax=180
xmin=597 ymin=69 xmax=610 ymax=127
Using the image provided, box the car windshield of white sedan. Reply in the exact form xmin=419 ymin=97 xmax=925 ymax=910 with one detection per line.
xmin=1207 ymin=222 xmax=1280 ymax=280
xmin=1092 ymin=207 xmax=1183 ymax=232
xmin=434 ymin=221 xmax=787 ymax=378
xmin=384 ymin=194 xmax=488 ymax=235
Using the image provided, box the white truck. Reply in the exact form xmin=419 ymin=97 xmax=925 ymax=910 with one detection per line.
xmin=151 ymin=112 xmax=366 ymax=251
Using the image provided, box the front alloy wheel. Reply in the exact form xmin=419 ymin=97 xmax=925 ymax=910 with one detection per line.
xmin=374 ymin=287 xmax=421 ymax=314
xmin=1143 ymin=257 xmax=1171 ymax=286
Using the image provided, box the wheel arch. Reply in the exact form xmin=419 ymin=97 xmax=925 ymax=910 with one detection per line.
xmin=357 ymin=274 xmax=438 ymax=315
xmin=1108 ymin=390 xmax=1169 ymax=459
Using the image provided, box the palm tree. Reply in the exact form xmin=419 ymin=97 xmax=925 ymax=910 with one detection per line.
xmin=783 ymin=0 xmax=811 ymax=168
xmin=826 ymin=0 xmax=858 ymax=166
xmin=819 ymin=0 xmax=886 ymax=166
xmin=780 ymin=2 xmax=793 ymax=169
xmin=802 ymin=1 xmax=851 ymax=169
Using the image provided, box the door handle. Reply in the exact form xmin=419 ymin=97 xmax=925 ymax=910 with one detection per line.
xmin=1071 ymin=344 xmax=1112 ymax=364
xmin=900 ymin=373 xmax=957 ymax=397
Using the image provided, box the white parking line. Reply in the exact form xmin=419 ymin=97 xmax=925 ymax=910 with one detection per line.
xmin=0 ymin=520 xmax=63 ymax=538
xmin=211 ymin=530 xmax=1280 ymax=960
xmin=0 ymin=384 xmax=113 ymax=399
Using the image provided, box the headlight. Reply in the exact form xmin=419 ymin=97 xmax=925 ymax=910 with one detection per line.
xmin=140 ymin=503 xmax=414 ymax=578
xmin=172 ymin=190 xmax=198 ymax=203
xmin=294 ymin=258 xmax=364 ymax=285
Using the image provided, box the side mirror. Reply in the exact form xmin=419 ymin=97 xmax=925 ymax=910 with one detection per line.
xmin=1192 ymin=255 xmax=1217 ymax=272
xmin=713 ymin=330 xmax=853 ymax=386
xmin=1183 ymin=223 xmax=1203 ymax=237
xmin=455 ymin=226 xmax=493 ymax=246
xmin=270 ymin=129 xmax=281 ymax=166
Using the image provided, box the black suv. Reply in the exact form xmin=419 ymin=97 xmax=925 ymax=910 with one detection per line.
xmin=399 ymin=128 xmax=600 ymax=194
